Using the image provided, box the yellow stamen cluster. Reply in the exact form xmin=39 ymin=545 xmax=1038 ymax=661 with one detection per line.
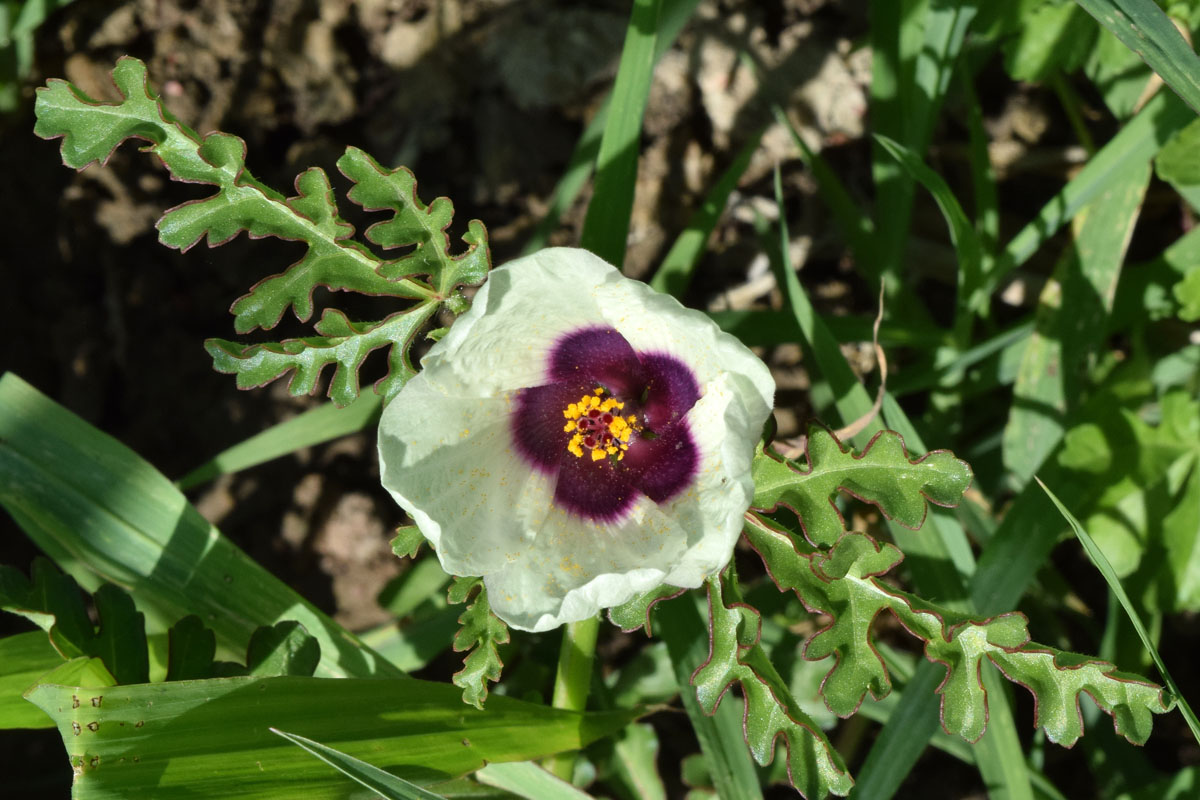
xmin=562 ymin=388 xmax=638 ymax=462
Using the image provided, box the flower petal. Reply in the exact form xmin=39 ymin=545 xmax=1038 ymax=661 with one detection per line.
xmin=423 ymin=249 xmax=621 ymax=394
xmin=552 ymin=448 xmax=638 ymax=522
xmin=638 ymin=351 xmax=701 ymax=429
xmin=511 ymin=380 xmax=593 ymax=470
xmin=623 ymin=421 xmax=699 ymax=503
xmin=547 ymin=327 xmax=643 ymax=395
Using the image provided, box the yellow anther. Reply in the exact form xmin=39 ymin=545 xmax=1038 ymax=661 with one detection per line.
xmin=564 ymin=421 xmax=577 ymax=432
xmin=591 ymin=449 xmax=606 ymax=462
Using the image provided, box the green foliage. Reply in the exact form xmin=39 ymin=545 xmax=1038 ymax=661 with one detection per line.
xmin=391 ymin=525 xmax=425 ymax=560
xmin=751 ymin=426 xmax=972 ymax=547
xmin=0 ymin=560 xmax=322 ymax=688
xmin=607 ymin=584 xmax=683 ymax=634
xmin=742 ymin=522 xmax=1171 ymax=747
xmin=25 ymin=673 xmax=637 ymax=799
xmin=33 ymin=57 xmax=489 ymax=407
xmin=447 ymin=577 xmax=509 ymax=709
xmin=692 ymin=569 xmax=853 ymax=798
xmin=0 ymin=559 xmax=147 ymax=684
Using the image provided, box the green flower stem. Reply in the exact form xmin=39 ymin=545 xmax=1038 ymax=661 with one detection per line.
xmin=546 ymin=614 xmax=601 ymax=781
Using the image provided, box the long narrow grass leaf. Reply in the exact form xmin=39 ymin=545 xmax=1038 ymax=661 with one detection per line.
xmin=271 ymin=728 xmax=448 ymax=800
xmin=1037 ymin=478 xmax=1197 ymax=743
xmin=476 ymin=762 xmax=598 ymax=799
xmin=177 ymin=392 xmax=381 ymax=490
xmin=994 ymin=89 xmax=1192 ymax=290
xmin=650 ymin=129 xmax=763 ymax=296
xmin=1074 ymin=0 xmax=1200 ymax=114
xmin=580 ymin=0 xmax=663 ymax=266
xmin=0 ymin=372 xmax=401 ymax=679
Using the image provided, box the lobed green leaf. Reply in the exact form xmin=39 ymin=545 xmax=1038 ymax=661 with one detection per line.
xmin=744 ymin=520 xmax=1173 ymax=747
xmin=751 ymin=426 xmax=972 ymax=547
xmin=0 ymin=561 xmax=147 ymax=684
xmin=339 ymin=147 xmax=491 ymax=296
xmin=691 ymin=570 xmax=853 ymax=799
xmin=607 ymin=584 xmax=684 ymax=635
xmin=34 ymin=57 xmax=489 ymax=407
xmin=206 ymin=304 xmax=438 ymax=407
xmin=447 ymin=578 xmax=509 ymax=709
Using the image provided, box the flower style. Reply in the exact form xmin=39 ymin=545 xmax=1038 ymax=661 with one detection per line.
xmin=378 ymin=248 xmax=774 ymax=631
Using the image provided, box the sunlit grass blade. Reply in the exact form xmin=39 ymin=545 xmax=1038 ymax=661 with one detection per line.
xmin=1002 ymin=159 xmax=1150 ymax=482
xmin=580 ymin=0 xmax=662 ymax=266
xmin=1074 ymin=0 xmax=1200 ymax=114
xmin=476 ymin=761 xmax=597 ymax=799
xmin=874 ymin=133 xmax=985 ymax=319
xmin=522 ymin=96 xmax=609 ymax=257
xmin=769 ymin=166 xmax=877 ymax=440
xmin=26 ymin=674 xmax=638 ymax=800
xmin=650 ymin=129 xmax=763 ymax=297
xmin=993 ymin=88 xmax=1193 ymax=291
xmin=177 ymin=392 xmax=381 ymax=490
xmin=0 ymin=372 xmax=402 ymax=679
xmin=271 ymin=728 xmax=447 ymax=800
xmin=1037 ymin=477 xmax=1198 ymax=744
xmin=522 ymin=0 xmax=701 ymax=256
xmin=0 ymin=632 xmax=58 ymax=729
xmin=888 ymin=320 xmax=1034 ymax=397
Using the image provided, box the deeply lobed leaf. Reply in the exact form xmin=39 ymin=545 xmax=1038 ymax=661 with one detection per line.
xmin=0 ymin=560 xmax=147 ymax=684
xmin=691 ymin=570 xmax=854 ymax=799
xmin=447 ymin=578 xmax=509 ymax=709
xmin=34 ymin=57 xmax=490 ymax=407
xmin=752 ymin=426 xmax=972 ymax=547
xmin=744 ymin=520 xmax=1173 ymax=746
xmin=339 ymin=148 xmax=491 ymax=297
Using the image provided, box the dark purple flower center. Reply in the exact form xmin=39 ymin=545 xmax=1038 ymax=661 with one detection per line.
xmin=512 ymin=327 xmax=701 ymax=522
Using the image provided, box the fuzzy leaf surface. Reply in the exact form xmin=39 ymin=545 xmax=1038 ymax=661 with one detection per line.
xmin=448 ymin=578 xmax=509 ymax=709
xmin=751 ymin=426 xmax=972 ymax=547
xmin=744 ymin=521 xmax=1171 ymax=745
xmin=691 ymin=570 xmax=853 ymax=799
xmin=34 ymin=57 xmax=489 ymax=406
xmin=206 ymin=304 xmax=438 ymax=407
xmin=607 ymin=585 xmax=683 ymax=635
xmin=339 ymin=147 xmax=490 ymax=296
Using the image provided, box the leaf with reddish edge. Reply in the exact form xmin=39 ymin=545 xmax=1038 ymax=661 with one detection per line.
xmin=339 ymin=147 xmax=491 ymax=297
xmin=206 ymin=303 xmax=438 ymax=408
xmin=34 ymin=56 xmax=487 ymax=408
xmin=751 ymin=425 xmax=972 ymax=547
xmin=607 ymin=585 xmax=685 ymax=635
xmin=447 ymin=578 xmax=510 ymax=710
xmin=691 ymin=568 xmax=853 ymax=799
xmin=988 ymin=649 xmax=1171 ymax=746
xmin=742 ymin=517 xmax=1173 ymax=746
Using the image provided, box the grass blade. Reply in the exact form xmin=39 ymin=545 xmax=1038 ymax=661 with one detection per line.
xmin=177 ymin=392 xmax=381 ymax=490
xmin=1037 ymin=477 xmax=1198 ymax=744
xmin=476 ymin=762 xmax=597 ymax=799
xmin=1074 ymin=0 xmax=1200 ymax=113
xmin=1002 ymin=159 xmax=1150 ymax=482
xmin=0 ymin=372 xmax=402 ymax=679
xmin=26 ymin=674 xmax=638 ymax=799
xmin=650 ymin=129 xmax=764 ymax=297
xmin=993 ymin=88 xmax=1192 ymax=291
xmin=271 ymin=728 xmax=447 ymax=800
xmin=580 ymin=0 xmax=663 ymax=266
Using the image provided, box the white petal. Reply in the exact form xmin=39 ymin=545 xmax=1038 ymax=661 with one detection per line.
xmin=423 ymin=248 xmax=619 ymax=395
xmin=379 ymin=247 xmax=776 ymax=631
